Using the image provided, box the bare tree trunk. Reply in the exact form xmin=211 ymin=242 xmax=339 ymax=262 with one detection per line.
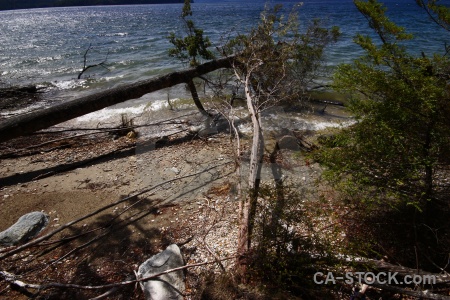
xmin=186 ymin=79 xmax=209 ymax=117
xmin=0 ymin=56 xmax=234 ymax=143
xmin=236 ymin=73 xmax=264 ymax=276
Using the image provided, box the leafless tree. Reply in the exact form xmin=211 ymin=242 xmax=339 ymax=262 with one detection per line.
xmin=78 ymin=44 xmax=109 ymax=80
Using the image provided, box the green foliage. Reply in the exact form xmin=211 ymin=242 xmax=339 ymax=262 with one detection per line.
xmin=224 ymin=4 xmax=340 ymax=105
xmin=168 ymin=0 xmax=214 ymax=66
xmin=294 ymin=20 xmax=340 ymax=75
xmin=318 ymin=0 xmax=450 ymax=210
xmin=416 ymin=0 xmax=450 ymax=31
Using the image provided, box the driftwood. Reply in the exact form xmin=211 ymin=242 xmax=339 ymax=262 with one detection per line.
xmin=0 ymin=56 xmax=234 ymax=143
xmin=369 ymin=259 xmax=450 ymax=285
xmin=344 ymin=257 xmax=450 ymax=299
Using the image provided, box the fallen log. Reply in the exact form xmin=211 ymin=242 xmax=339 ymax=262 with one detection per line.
xmin=0 ymin=56 xmax=234 ymax=143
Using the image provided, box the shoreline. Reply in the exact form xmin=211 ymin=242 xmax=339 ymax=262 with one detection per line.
xmin=0 ymin=0 xmax=186 ymax=12
xmin=0 ymin=99 xmax=351 ymax=232
xmin=0 ymin=101 xmax=349 ymax=299
xmin=0 ymin=127 xmax=239 ymax=298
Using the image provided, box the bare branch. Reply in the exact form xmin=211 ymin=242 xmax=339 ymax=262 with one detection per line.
xmin=78 ymin=44 xmax=110 ymax=79
xmin=0 ymin=256 xmax=236 ymax=293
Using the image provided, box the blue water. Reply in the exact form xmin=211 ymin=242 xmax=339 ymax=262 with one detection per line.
xmin=0 ymin=0 xmax=448 ymax=105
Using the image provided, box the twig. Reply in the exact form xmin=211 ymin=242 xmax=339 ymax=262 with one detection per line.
xmin=88 ymin=287 xmax=118 ymax=300
xmin=31 ymin=171 xmax=55 ymax=181
xmin=422 ymin=253 xmax=450 ymax=277
xmin=50 ymin=195 xmax=160 ymax=265
xmin=0 ymin=256 xmax=236 ymax=292
xmin=202 ymin=239 xmax=226 ymax=272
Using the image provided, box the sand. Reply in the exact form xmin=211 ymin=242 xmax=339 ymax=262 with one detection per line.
xmin=0 ymin=102 xmax=348 ymax=299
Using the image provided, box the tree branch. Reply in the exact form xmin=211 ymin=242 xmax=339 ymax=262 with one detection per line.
xmin=78 ymin=44 xmax=110 ymax=79
xmin=0 ymin=256 xmax=236 ymax=294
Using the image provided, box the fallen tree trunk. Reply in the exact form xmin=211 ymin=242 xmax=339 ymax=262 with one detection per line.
xmin=0 ymin=56 xmax=234 ymax=143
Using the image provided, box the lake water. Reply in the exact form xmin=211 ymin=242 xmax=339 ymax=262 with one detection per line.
xmin=0 ymin=0 xmax=449 ymax=116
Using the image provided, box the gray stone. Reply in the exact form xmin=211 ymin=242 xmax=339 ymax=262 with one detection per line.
xmin=170 ymin=167 xmax=180 ymax=175
xmin=188 ymin=115 xmax=218 ymax=137
xmin=137 ymin=244 xmax=185 ymax=300
xmin=0 ymin=211 xmax=49 ymax=246
xmin=278 ymin=135 xmax=300 ymax=151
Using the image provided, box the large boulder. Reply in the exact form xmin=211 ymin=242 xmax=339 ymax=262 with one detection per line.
xmin=0 ymin=211 xmax=49 ymax=246
xmin=137 ymin=244 xmax=185 ymax=300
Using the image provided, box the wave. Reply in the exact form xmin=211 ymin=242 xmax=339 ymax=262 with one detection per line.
xmin=74 ymin=99 xmax=171 ymax=123
xmin=51 ymin=79 xmax=88 ymax=90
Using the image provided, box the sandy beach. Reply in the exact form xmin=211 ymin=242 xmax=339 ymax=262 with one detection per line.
xmin=0 ymin=101 xmax=349 ymax=299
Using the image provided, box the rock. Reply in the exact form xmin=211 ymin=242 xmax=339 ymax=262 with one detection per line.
xmin=188 ymin=116 xmax=218 ymax=137
xmin=0 ymin=211 xmax=49 ymax=246
xmin=137 ymin=244 xmax=185 ymax=300
xmin=170 ymin=167 xmax=180 ymax=175
xmin=278 ymin=135 xmax=300 ymax=151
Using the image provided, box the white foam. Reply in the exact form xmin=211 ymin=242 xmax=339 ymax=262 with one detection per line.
xmin=147 ymin=99 xmax=168 ymax=111
xmin=104 ymin=32 xmax=128 ymax=37
xmin=0 ymin=103 xmax=44 ymax=117
xmin=100 ymin=74 xmax=125 ymax=82
xmin=238 ymin=122 xmax=252 ymax=134
xmin=74 ymin=99 xmax=170 ymax=124
xmin=307 ymin=120 xmax=355 ymax=131
xmin=53 ymin=79 xmax=87 ymax=90
xmin=75 ymin=103 xmax=147 ymax=123
xmin=238 ymin=115 xmax=354 ymax=134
